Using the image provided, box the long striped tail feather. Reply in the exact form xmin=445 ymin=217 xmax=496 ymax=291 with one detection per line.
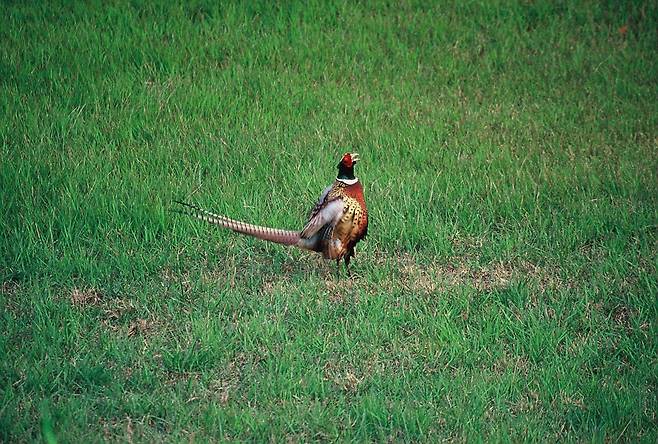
xmin=174 ymin=200 xmax=301 ymax=246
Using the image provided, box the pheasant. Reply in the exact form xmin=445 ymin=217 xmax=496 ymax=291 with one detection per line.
xmin=175 ymin=153 xmax=368 ymax=275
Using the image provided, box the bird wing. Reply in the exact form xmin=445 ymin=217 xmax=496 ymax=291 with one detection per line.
xmin=300 ymin=198 xmax=344 ymax=239
xmin=307 ymin=185 xmax=332 ymax=220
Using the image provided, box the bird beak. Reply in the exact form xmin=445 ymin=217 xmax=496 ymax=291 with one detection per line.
xmin=351 ymin=153 xmax=360 ymax=163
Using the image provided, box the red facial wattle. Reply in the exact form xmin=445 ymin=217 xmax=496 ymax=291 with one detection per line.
xmin=342 ymin=154 xmax=353 ymax=168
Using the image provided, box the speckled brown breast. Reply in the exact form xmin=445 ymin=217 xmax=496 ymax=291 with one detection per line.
xmin=325 ymin=180 xmax=368 ymax=259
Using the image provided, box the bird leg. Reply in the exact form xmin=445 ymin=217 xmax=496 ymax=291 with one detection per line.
xmin=344 ymin=255 xmax=352 ymax=277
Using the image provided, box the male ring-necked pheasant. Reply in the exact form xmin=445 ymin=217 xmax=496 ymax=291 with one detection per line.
xmin=175 ymin=153 xmax=368 ymax=275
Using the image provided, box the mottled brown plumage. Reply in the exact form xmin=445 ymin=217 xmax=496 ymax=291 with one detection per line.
xmin=175 ymin=153 xmax=368 ymax=275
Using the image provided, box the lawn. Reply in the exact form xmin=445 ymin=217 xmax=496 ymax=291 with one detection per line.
xmin=1 ymin=0 xmax=657 ymax=441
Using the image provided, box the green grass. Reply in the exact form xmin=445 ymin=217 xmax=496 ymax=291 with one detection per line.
xmin=1 ymin=0 xmax=657 ymax=441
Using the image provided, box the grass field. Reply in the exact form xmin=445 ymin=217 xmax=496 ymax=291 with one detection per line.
xmin=1 ymin=0 xmax=657 ymax=441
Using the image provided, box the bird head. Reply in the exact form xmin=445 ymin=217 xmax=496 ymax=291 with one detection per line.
xmin=337 ymin=152 xmax=359 ymax=180
xmin=338 ymin=152 xmax=359 ymax=169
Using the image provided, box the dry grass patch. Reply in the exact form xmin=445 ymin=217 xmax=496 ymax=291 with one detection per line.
xmin=70 ymin=287 xmax=102 ymax=307
xmin=1 ymin=280 xmax=20 ymax=296
xmin=1 ymin=279 xmax=23 ymax=315
xmin=323 ymin=361 xmax=363 ymax=393
xmin=372 ymin=253 xmax=565 ymax=295
xmin=127 ymin=318 xmax=155 ymax=337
